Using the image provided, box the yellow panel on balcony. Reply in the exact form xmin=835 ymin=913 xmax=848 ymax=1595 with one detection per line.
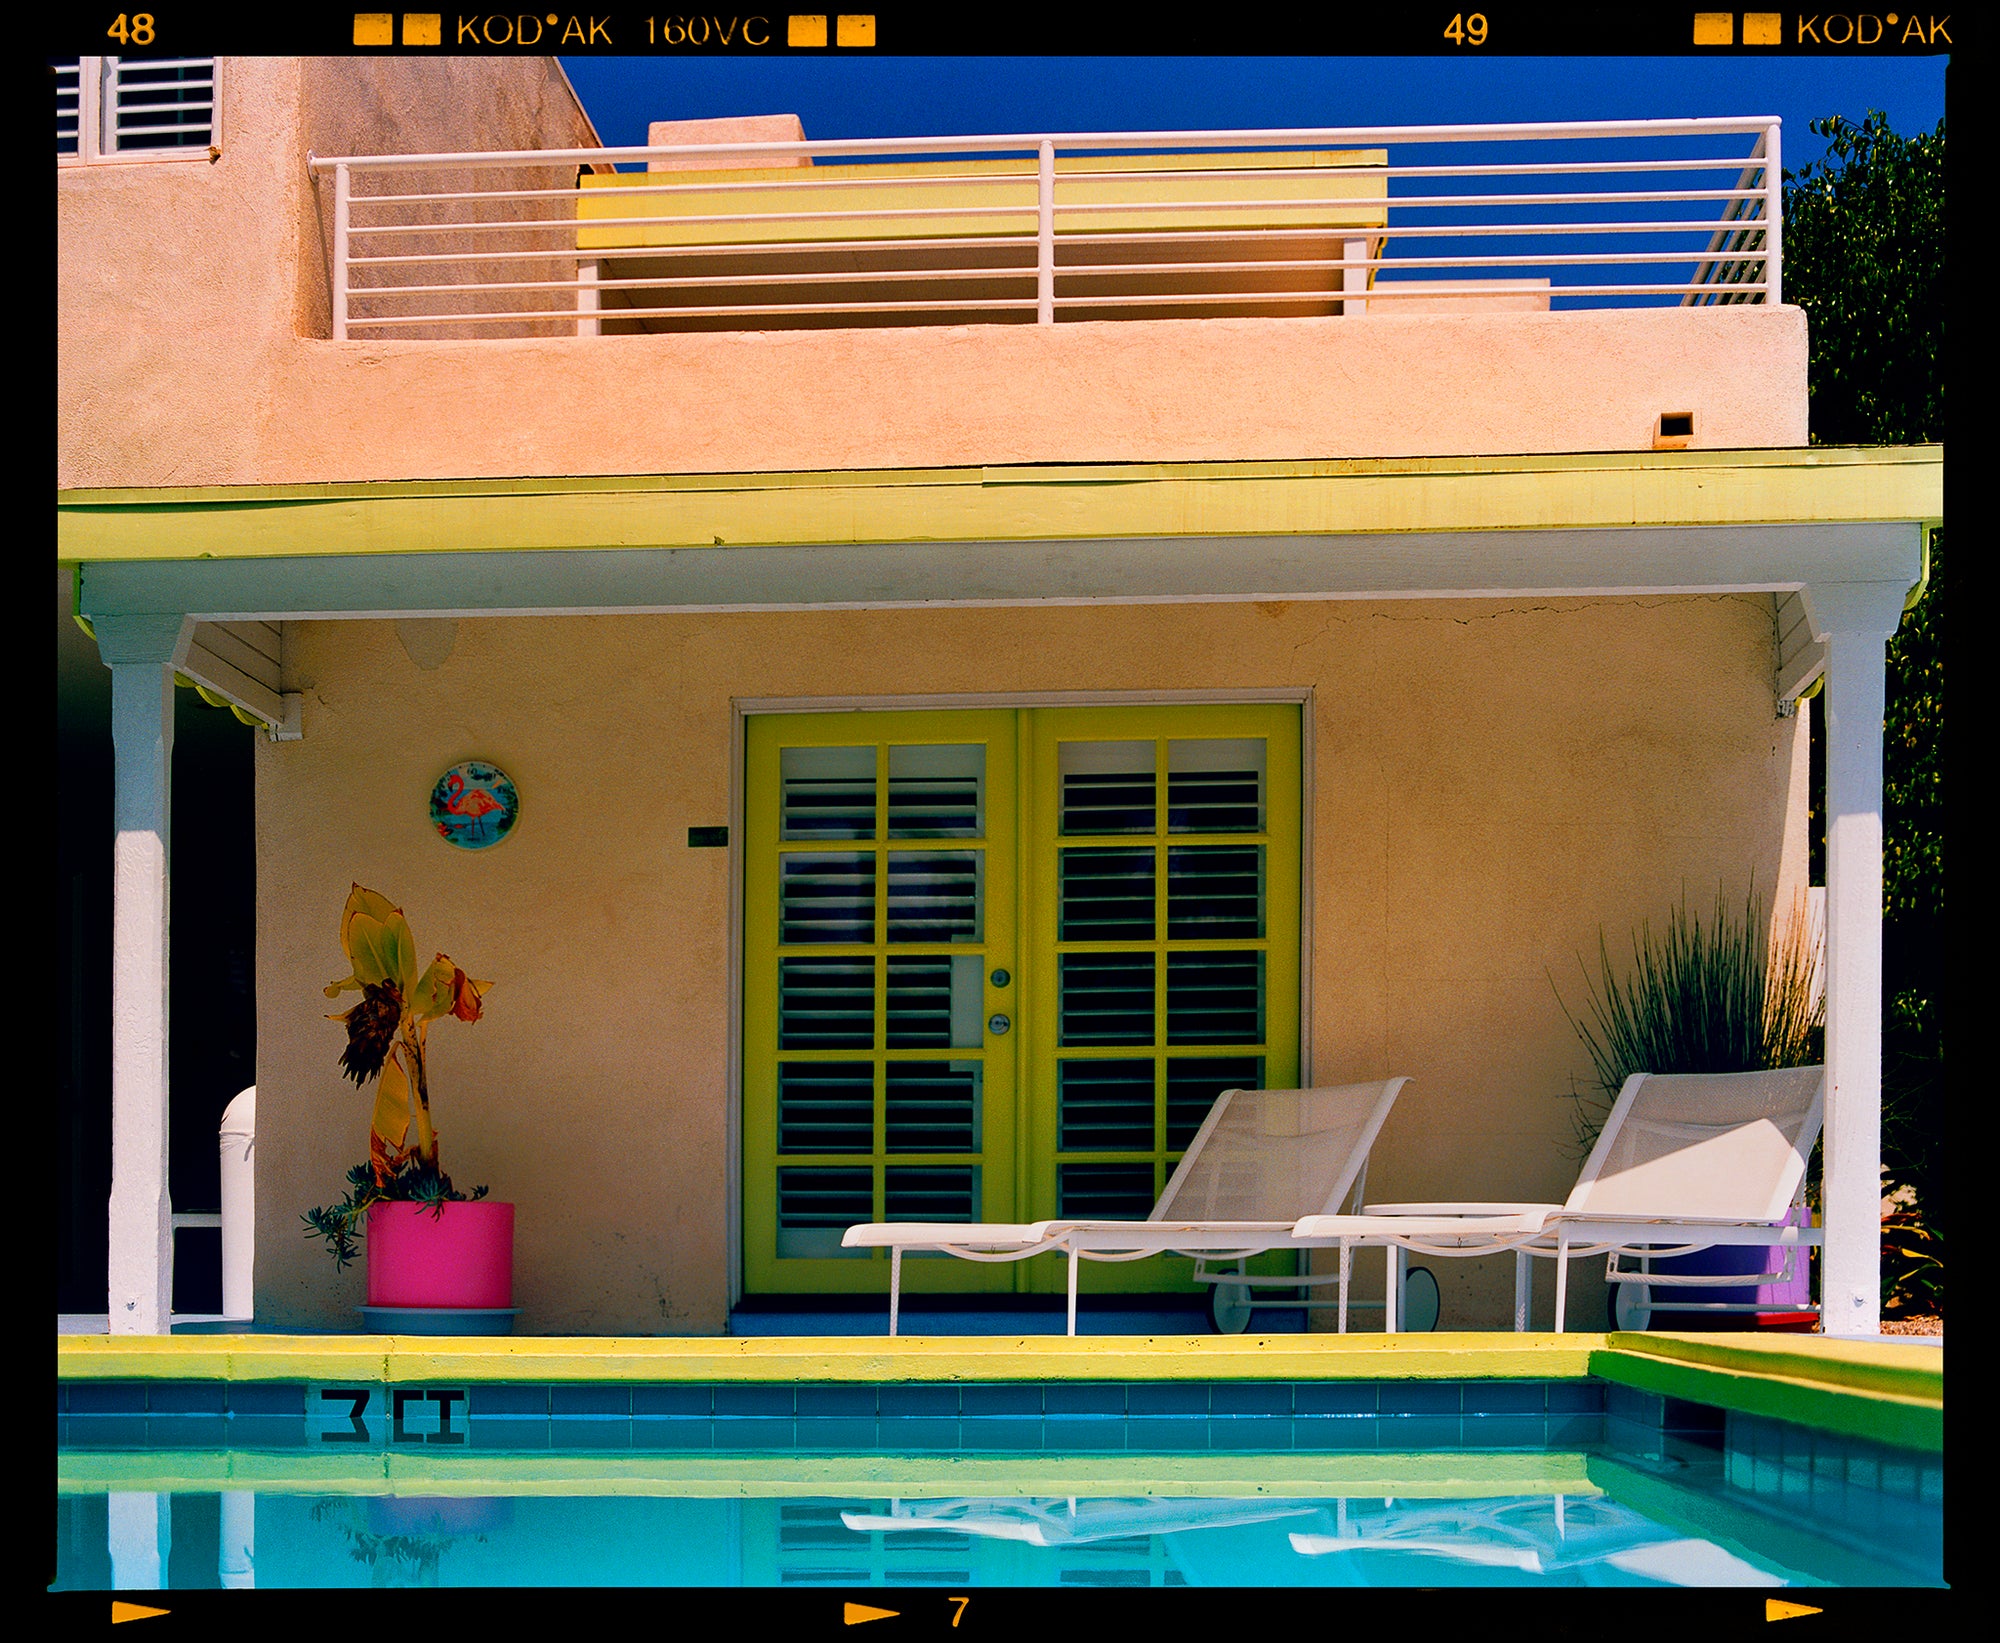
xmin=576 ymin=150 xmax=1390 ymax=251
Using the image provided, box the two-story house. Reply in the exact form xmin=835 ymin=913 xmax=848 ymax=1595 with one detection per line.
xmin=58 ymin=54 xmax=1940 ymax=1336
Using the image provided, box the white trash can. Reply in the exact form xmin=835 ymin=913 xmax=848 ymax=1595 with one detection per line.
xmin=218 ymin=1087 xmax=255 ymax=1322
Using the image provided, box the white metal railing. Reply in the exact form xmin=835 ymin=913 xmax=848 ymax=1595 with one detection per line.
xmin=306 ymin=118 xmax=1781 ymax=341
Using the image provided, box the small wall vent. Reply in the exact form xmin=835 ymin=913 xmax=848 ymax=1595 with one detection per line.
xmin=1654 ymin=411 xmax=1696 ymax=449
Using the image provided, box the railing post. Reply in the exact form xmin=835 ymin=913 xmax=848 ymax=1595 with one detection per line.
xmin=1764 ymin=119 xmax=1782 ymax=304
xmin=577 ymin=258 xmax=601 ymax=338
xmin=1037 ymin=139 xmax=1055 ymax=325
xmin=1341 ymin=236 xmax=1369 ymax=316
xmin=332 ymin=161 xmax=350 ymax=341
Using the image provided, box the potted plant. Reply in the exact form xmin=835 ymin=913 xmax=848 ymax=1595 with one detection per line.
xmin=1555 ymin=886 xmax=1824 ymax=1330
xmin=303 ymin=885 xmax=515 ymax=1333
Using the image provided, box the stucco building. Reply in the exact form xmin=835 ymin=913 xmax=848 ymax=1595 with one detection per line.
xmin=58 ymin=56 xmax=1939 ymax=1336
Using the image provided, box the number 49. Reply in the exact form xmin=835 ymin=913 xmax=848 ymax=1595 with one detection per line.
xmin=1444 ymin=12 xmax=1488 ymax=45
xmin=109 ymin=13 xmax=157 ymax=46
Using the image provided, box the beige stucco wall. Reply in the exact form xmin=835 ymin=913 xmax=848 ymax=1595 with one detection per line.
xmin=58 ymin=58 xmax=1808 ymax=492
xmin=253 ymin=594 xmax=1809 ymax=1333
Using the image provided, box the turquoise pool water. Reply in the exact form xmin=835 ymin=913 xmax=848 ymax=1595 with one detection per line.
xmin=54 ymin=1386 xmax=1944 ymax=1590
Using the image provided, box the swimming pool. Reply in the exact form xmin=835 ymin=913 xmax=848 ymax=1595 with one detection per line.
xmin=53 ymin=1376 xmax=1944 ymax=1589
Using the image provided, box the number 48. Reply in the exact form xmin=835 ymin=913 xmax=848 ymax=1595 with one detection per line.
xmin=1444 ymin=13 xmax=1488 ymax=45
xmin=108 ymin=13 xmax=156 ymax=46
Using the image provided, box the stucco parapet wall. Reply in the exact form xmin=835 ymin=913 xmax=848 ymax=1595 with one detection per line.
xmin=58 ymin=446 xmax=1943 ymax=565
xmin=58 ymin=305 xmax=1807 ymax=490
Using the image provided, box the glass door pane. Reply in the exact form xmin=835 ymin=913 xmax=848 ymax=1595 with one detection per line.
xmin=744 ymin=712 xmax=1018 ymax=1293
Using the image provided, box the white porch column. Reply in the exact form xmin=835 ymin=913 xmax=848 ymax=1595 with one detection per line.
xmin=1801 ymin=581 xmax=1909 ymax=1338
xmin=95 ymin=613 xmax=192 ymax=1335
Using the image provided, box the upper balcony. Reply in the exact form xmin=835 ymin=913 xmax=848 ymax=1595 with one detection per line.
xmin=310 ymin=118 xmax=1782 ymax=341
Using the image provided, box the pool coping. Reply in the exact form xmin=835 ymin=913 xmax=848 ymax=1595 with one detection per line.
xmin=56 ymin=1331 xmax=1941 ymax=1453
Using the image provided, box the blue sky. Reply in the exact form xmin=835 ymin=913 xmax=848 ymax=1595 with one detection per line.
xmin=560 ymin=56 xmax=1947 ymax=164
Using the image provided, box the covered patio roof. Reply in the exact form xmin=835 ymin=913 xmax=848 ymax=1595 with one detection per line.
xmin=63 ymin=443 xmax=1940 ymax=1340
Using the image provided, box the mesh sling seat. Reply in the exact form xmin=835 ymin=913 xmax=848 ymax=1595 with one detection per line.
xmin=841 ymin=1078 xmax=1410 ymax=1336
xmin=1291 ymin=1066 xmax=1826 ymax=1332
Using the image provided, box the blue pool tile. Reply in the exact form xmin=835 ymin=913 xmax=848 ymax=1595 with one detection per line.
xmin=228 ymin=1383 xmax=307 ymax=1417
xmin=878 ymin=1385 xmax=958 ymax=1418
xmin=1846 ymin=1451 xmax=1880 ymax=1492
xmin=796 ymin=1385 xmax=877 ymax=1418
xmin=1378 ymin=1382 xmax=1460 ymax=1416
xmin=552 ymin=1385 xmax=630 ymax=1417
xmin=1463 ymin=1415 xmax=1548 ymax=1449
xmin=164 ymin=1415 xmax=229 ymax=1445
xmin=1662 ymin=1396 xmax=1725 ymax=1439
xmin=960 ymin=1418 xmax=1043 ymax=1451
xmin=1919 ymin=1464 xmax=1942 ymax=1506
xmin=1605 ymin=1384 xmax=1664 ymax=1427
xmin=881 ymin=1417 xmax=960 ymax=1450
xmin=228 ymin=1416 xmax=309 ymax=1448
xmin=1390 ymin=1417 xmax=1462 ymax=1449
xmin=714 ymin=1386 xmax=794 ymax=1417
xmin=1210 ymin=1416 xmax=1290 ymax=1450
xmin=1294 ymin=1383 xmax=1377 ymax=1416
xmin=960 ymin=1384 xmax=1042 ymax=1417
xmin=473 ymin=1420 xmax=549 ymax=1449
xmin=1211 ymin=1384 xmax=1291 ymax=1417
xmin=67 ymin=1383 xmax=149 ymax=1416
xmin=1879 ymin=1458 xmax=1918 ymax=1497
xmin=1546 ymin=1380 xmax=1605 ymax=1413
xmin=1057 ymin=1419 xmax=1128 ymax=1453
xmin=1044 ymin=1384 xmax=1125 ymax=1416
xmin=1460 ymin=1380 xmax=1545 ymax=1415
xmin=793 ymin=1417 xmax=878 ymax=1450
xmin=633 ymin=1385 xmax=713 ymax=1417
xmin=1126 ymin=1383 xmax=1208 ymax=1417
xmin=551 ymin=1418 xmax=631 ymax=1450
xmin=1545 ymin=1414 xmax=1604 ymax=1446
xmin=1292 ymin=1416 xmax=1379 ymax=1451
xmin=469 ymin=1384 xmax=550 ymax=1417
xmin=1126 ymin=1415 xmax=1209 ymax=1452
xmin=147 ymin=1383 xmax=226 ymax=1415
xmin=723 ymin=1418 xmax=798 ymax=1450
xmin=67 ymin=1417 xmax=149 ymax=1448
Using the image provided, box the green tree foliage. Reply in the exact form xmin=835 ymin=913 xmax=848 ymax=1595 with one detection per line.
xmin=1783 ymin=112 xmax=1943 ymax=1241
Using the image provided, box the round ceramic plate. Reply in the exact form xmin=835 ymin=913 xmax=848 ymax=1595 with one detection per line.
xmin=430 ymin=760 xmax=519 ymax=850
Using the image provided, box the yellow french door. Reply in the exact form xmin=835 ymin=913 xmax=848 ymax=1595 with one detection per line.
xmin=1023 ymin=703 xmax=1301 ymax=1293
xmin=743 ymin=703 xmax=1299 ymax=1295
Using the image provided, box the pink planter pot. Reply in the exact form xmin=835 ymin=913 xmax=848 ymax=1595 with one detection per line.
xmin=366 ymin=1201 xmax=514 ymax=1309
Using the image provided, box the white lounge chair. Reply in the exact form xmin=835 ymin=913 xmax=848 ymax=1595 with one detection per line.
xmin=841 ymin=1078 xmax=1410 ymax=1336
xmin=1292 ymin=1066 xmax=1826 ymax=1332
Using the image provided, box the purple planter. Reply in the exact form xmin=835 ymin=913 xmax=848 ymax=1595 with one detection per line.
xmin=1644 ymin=1201 xmax=1814 ymax=1329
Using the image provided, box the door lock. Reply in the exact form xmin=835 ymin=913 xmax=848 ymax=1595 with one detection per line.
xmin=988 ymin=1014 xmax=1012 ymax=1035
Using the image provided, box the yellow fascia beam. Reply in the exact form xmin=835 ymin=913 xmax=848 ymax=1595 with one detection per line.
xmin=56 ymin=446 xmax=1944 ymax=565
xmin=59 ymin=1330 xmax=1602 ymax=1382
xmin=578 ymin=149 xmax=1389 ymax=250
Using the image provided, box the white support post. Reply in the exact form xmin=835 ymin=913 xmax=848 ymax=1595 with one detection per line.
xmin=1804 ymin=580 xmax=1909 ymax=1336
xmin=1513 ymin=1250 xmax=1532 ymax=1332
xmin=96 ymin=614 xmax=191 ymax=1336
xmin=1036 ymin=140 xmax=1055 ymax=326
xmin=1066 ymin=1244 xmax=1080 ymax=1335
xmin=1384 ymin=1246 xmax=1401 ymax=1332
xmin=1341 ymin=236 xmax=1369 ymax=315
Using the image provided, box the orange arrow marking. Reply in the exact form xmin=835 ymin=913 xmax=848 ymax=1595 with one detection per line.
xmin=844 ymin=1602 xmax=900 ymax=1625
xmin=1766 ymin=1599 xmax=1824 ymax=1622
xmin=111 ymin=1602 xmax=170 ymax=1623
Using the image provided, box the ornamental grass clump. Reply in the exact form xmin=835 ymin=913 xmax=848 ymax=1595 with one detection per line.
xmin=303 ymin=885 xmax=493 ymax=1267
xmin=1555 ymin=887 xmax=1824 ymax=1157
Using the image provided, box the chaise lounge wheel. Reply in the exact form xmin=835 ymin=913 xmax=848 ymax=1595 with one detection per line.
xmin=1609 ymin=1282 xmax=1652 ymax=1331
xmin=1208 ymin=1281 xmax=1253 ymax=1334
xmin=1402 ymin=1266 xmax=1441 ymax=1332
